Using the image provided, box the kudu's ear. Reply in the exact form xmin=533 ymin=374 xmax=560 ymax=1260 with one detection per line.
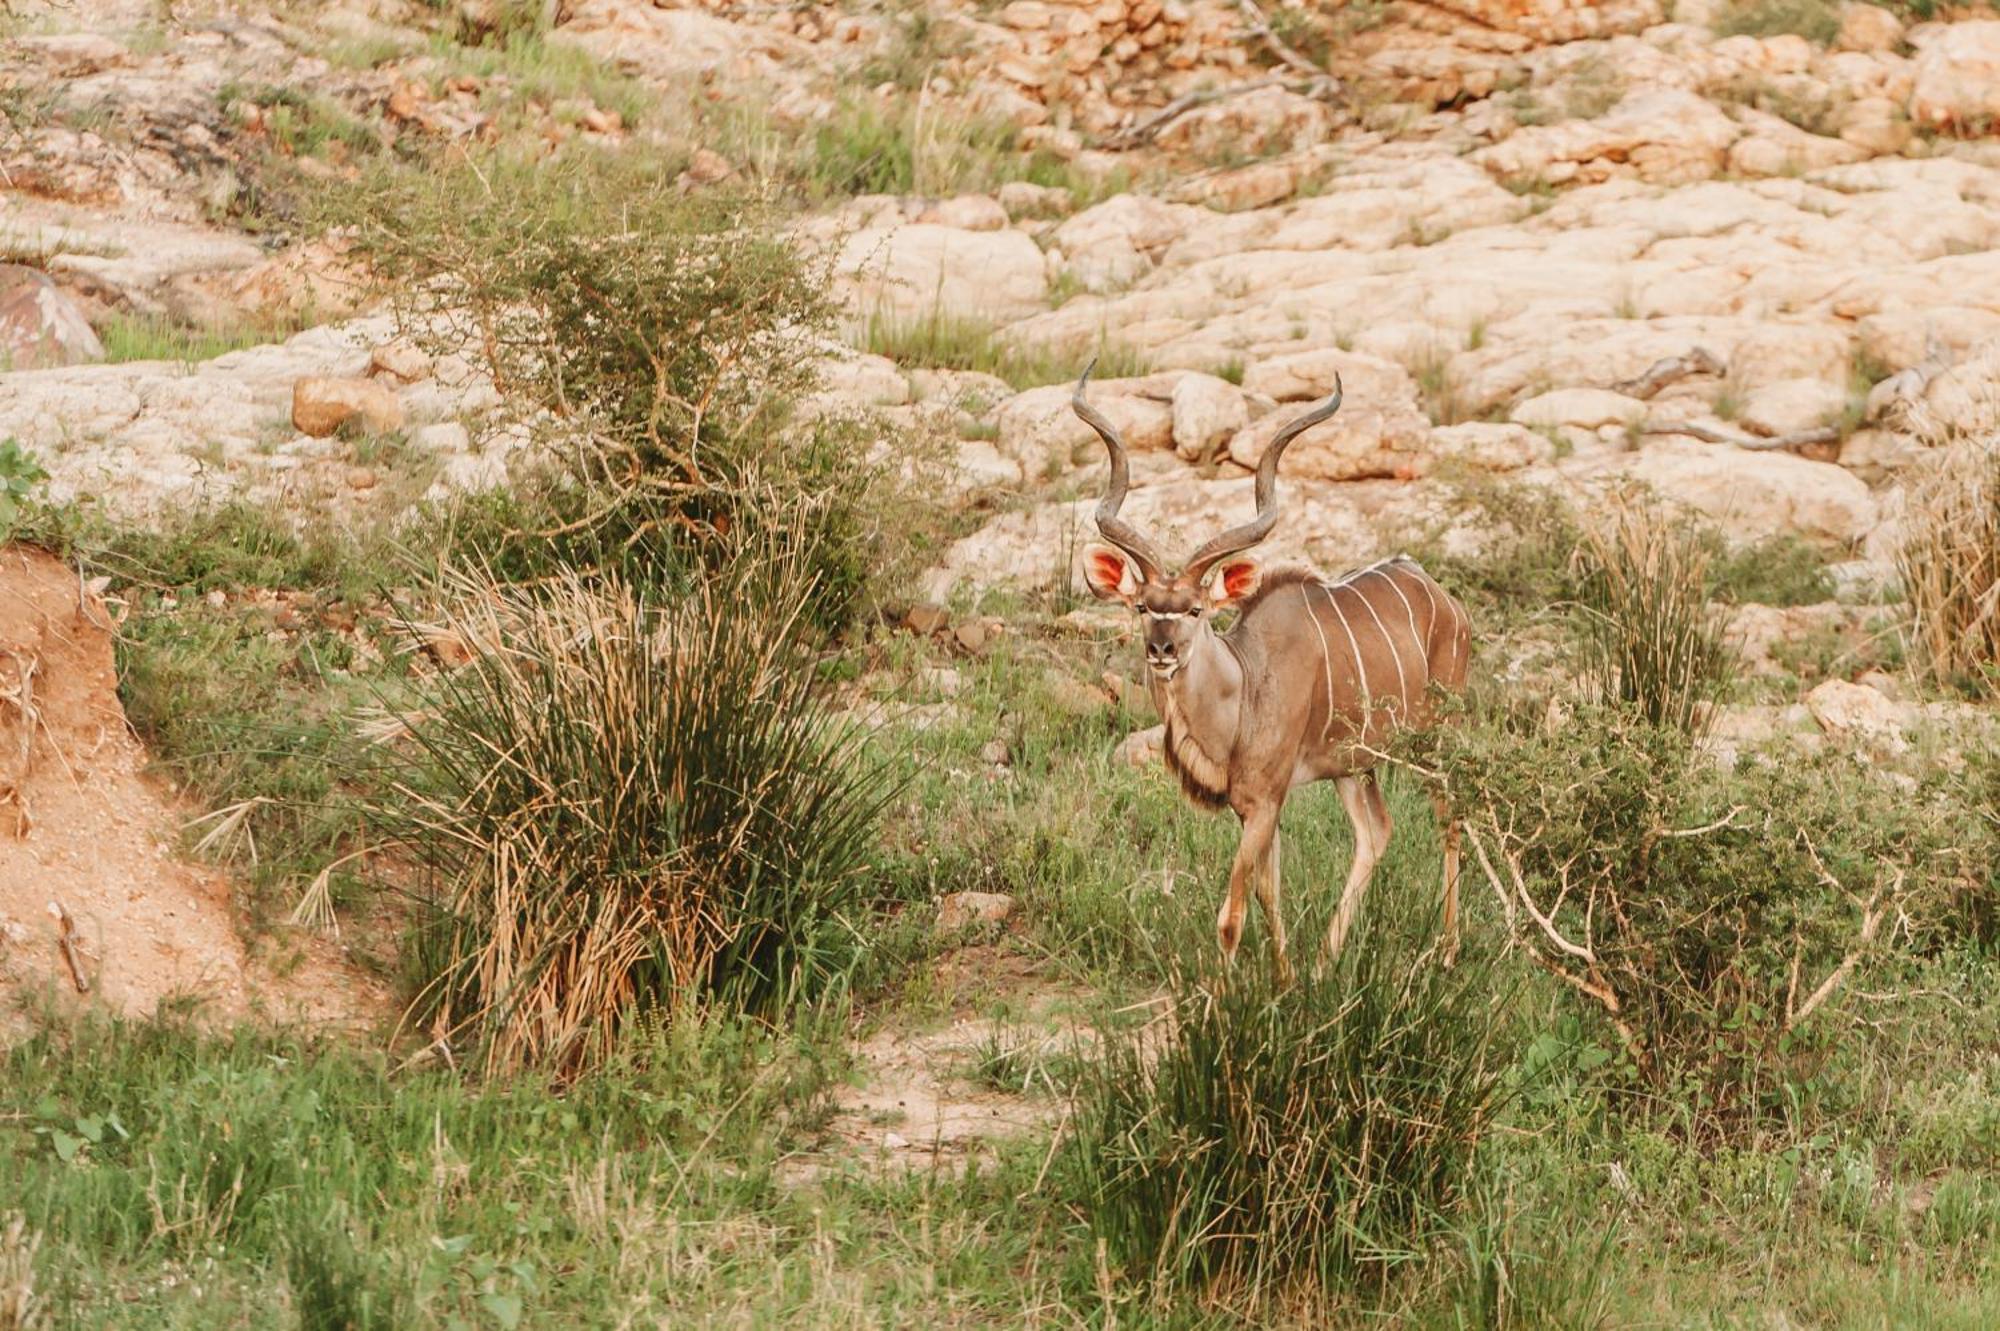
xmin=1080 ymin=543 xmax=1141 ymax=604
xmin=1207 ymin=557 xmax=1262 ymax=607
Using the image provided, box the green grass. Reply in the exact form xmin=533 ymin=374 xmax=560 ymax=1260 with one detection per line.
xmin=862 ymin=307 xmax=1150 ymax=391
xmin=96 ymin=313 xmax=282 ymax=365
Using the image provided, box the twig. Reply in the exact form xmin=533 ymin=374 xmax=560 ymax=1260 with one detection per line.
xmin=1099 ymin=76 xmax=1291 ymax=150
xmin=1785 ymin=870 xmax=1900 ymax=1031
xmin=1610 ymin=347 xmax=1724 ymax=400
xmin=1234 ymin=0 xmax=1335 ymax=83
xmin=47 ymin=900 xmax=89 ymax=994
xmin=1641 ymin=421 xmax=1842 ymax=452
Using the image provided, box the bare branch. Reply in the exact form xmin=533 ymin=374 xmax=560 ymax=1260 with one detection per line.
xmin=1234 ymin=0 xmax=1336 ymax=83
xmin=1785 ymin=871 xmax=1902 ymax=1031
xmin=1611 ymin=347 xmax=1724 ymax=400
xmin=1641 ymin=421 xmax=1843 ymax=452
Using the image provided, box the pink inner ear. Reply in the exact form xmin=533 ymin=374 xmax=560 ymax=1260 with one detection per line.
xmin=1084 ymin=549 xmax=1133 ymax=598
xmin=1217 ymin=560 xmax=1260 ymax=603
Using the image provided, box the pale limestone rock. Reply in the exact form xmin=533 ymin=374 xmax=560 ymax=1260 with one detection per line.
xmin=368 ymin=341 xmax=432 ymax=384
xmin=292 ymin=376 xmax=405 ymax=438
xmin=1836 ymin=4 xmax=1903 ymax=54
xmin=1510 ymin=388 xmax=1647 ymax=431
xmin=1151 ymin=86 xmax=1333 ymax=159
xmin=1838 ymin=96 xmax=1915 ymax=156
xmin=1909 ymin=21 xmax=2000 ymax=129
xmin=952 ymin=439 xmax=1024 ymax=492
xmin=1423 ymin=0 xmax=1663 ymax=41
xmin=1838 ymin=427 xmax=1925 ymax=483
xmin=550 ymin=0 xmax=811 ymax=80
xmin=1423 ymin=422 xmax=1555 ymax=473
xmin=16 ymin=32 xmax=129 ymax=76
xmin=936 ymin=891 xmax=1017 ymax=932
xmin=1113 ymin=724 xmax=1165 ymax=768
xmin=816 ymin=351 xmax=911 ymax=407
xmin=1225 ymin=386 xmax=1431 ymax=481
xmin=996 ymin=378 xmax=1174 ymax=470
xmin=1724 ymin=110 xmax=1870 ymax=178
xmin=1589 ymin=440 xmax=1877 ymax=544
xmin=1806 ymin=678 xmax=1908 ymax=754
xmin=1739 ymin=378 xmax=1849 ymax=437
xmin=834 ymin=224 xmax=1049 ymax=327
xmin=1241 ymin=346 xmax=1410 ymax=404
xmin=918 ymin=195 xmax=1010 ymax=232
xmin=1727 ymin=604 xmax=1867 ymax=677
xmin=1170 ymin=373 xmax=1248 ymax=462
xmin=0 ymin=266 xmax=103 ymax=369
xmin=1470 ymin=89 xmax=1740 ymax=187
xmin=1050 ymin=194 xmax=1206 ymax=292
xmin=997 ymin=181 xmax=1074 ymax=219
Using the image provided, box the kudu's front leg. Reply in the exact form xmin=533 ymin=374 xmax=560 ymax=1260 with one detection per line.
xmin=1217 ymin=803 xmax=1280 ymax=974
xmin=1319 ymin=773 xmax=1391 ymax=972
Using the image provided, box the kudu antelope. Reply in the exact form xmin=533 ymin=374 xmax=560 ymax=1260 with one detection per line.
xmin=1074 ymin=363 xmax=1471 ymax=980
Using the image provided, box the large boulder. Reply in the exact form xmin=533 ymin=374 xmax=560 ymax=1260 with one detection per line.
xmin=0 ymin=266 xmax=102 ymax=369
xmin=1908 ymin=20 xmax=2000 ymax=129
xmin=835 ymin=224 xmax=1049 ymax=327
xmin=995 ymin=377 xmax=1175 ymax=472
xmin=1170 ymin=373 xmax=1248 ymax=462
xmin=1422 ymin=0 xmax=1663 ymax=42
xmin=1470 ymin=89 xmax=1741 ymax=187
xmin=1050 ymin=194 xmax=1207 ymax=293
xmin=1229 ymin=350 xmax=1430 ymax=481
xmin=1584 ymin=440 xmax=1878 ymax=545
xmin=292 ymin=376 xmax=406 ymax=438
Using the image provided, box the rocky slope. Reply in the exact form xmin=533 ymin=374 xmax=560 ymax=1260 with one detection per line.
xmin=5 ymin=0 xmax=1999 ymax=586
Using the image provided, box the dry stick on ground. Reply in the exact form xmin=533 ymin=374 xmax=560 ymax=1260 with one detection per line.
xmin=1234 ymin=0 xmax=1337 ymax=84
xmin=47 ymin=901 xmax=88 ymax=994
xmin=1100 ymin=76 xmax=1296 ymax=149
xmin=1641 ymin=421 xmax=1844 ymax=452
xmin=1611 ymin=346 xmax=1725 ymax=400
xmin=1784 ymin=835 xmax=1903 ymax=1033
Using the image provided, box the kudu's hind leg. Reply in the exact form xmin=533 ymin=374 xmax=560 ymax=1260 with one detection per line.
xmin=1433 ymin=791 xmax=1462 ymax=967
xmin=1319 ymin=773 xmax=1392 ymax=972
xmin=1252 ymin=826 xmax=1294 ymax=987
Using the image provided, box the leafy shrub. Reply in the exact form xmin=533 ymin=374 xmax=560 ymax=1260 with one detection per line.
xmin=0 ymin=439 xmax=45 ymax=541
xmin=1576 ymin=499 xmax=1733 ymax=734
xmin=344 ymin=149 xmax=924 ymax=630
xmin=1710 ymin=531 xmax=1833 ymax=607
xmin=1409 ymin=706 xmax=1992 ymax=1137
xmin=383 ymin=549 xmax=895 ymax=1078
xmin=1898 ymin=439 xmax=2000 ymax=698
xmin=1063 ymin=891 xmax=1516 ymax=1306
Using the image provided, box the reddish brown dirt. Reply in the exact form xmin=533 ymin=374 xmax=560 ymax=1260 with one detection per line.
xmin=0 ymin=546 xmax=390 ymax=1037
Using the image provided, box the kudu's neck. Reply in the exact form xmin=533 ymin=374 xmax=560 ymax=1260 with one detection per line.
xmin=1153 ymin=624 xmax=1243 ymax=749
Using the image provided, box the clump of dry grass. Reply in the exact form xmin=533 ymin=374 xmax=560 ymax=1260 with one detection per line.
xmin=1898 ymin=440 xmax=2000 ymax=697
xmin=1575 ymin=497 xmax=1733 ymax=735
xmin=386 ymin=548 xmax=894 ymax=1078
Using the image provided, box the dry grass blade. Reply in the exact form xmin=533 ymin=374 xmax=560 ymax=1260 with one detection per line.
xmin=0 ymin=1212 xmax=44 ymax=1331
xmin=385 ymin=547 xmax=896 ymax=1079
xmin=1575 ymin=495 xmax=1733 ymax=735
xmin=1897 ymin=438 xmax=2000 ymax=697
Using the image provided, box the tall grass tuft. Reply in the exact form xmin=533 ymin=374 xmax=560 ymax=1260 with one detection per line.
xmin=384 ymin=546 xmax=896 ymax=1078
xmin=1898 ymin=440 xmax=2000 ymax=697
xmin=1064 ymin=890 xmax=1515 ymax=1308
xmin=1575 ymin=498 xmax=1733 ymax=734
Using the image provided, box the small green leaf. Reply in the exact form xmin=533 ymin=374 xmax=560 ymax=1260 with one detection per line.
xmin=479 ymin=1292 xmax=523 ymax=1330
xmin=51 ymin=1129 xmax=82 ymax=1162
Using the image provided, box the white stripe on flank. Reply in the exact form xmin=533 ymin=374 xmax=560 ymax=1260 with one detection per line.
xmin=1323 ymin=582 xmax=1373 ymax=711
xmin=1298 ymin=583 xmax=1338 ymax=741
xmin=1366 ymin=566 xmax=1425 ymax=659
xmin=1353 ymin=573 xmax=1410 ymax=712
xmin=1413 ymin=568 xmax=1444 ymax=640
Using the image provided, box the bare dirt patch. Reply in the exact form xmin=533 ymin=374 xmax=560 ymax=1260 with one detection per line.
xmin=0 ymin=545 xmax=389 ymax=1038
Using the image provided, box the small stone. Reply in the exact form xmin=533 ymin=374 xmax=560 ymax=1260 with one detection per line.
xmin=980 ymin=737 xmax=1012 ymax=766
xmin=882 ymin=1131 xmax=911 ymax=1150
xmin=679 ymin=148 xmax=734 ymax=189
xmin=1835 ymin=3 xmax=1902 ymax=53
xmin=347 ymin=467 xmax=379 ymax=491
xmin=580 ymin=106 xmax=622 ymax=134
xmin=953 ymin=621 xmax=990 ymax=654
xmin=205 ymin=590 xmax=227 ymax=609
xmin=919 ymin=666 xmax=963 ymax=697
xmin=936 ymin=890 xmax=1018 ymax=931
xmin=0 ymin=265 xmax=103 ymax=369
xmin=918 ymin=195 xmax=1009 ymax=231
xmin=1805 ymin=679 xmax=1908 ymax=753
xmin=1113 ymin=724 xmax=1164 ymax=768
xmin=369 ymin=340 xmax=432 ymax=383
xmin=903 ymin=603 xmax=950 ymax=636
xmin=292 ymin=376 xmax=405 ymax=437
